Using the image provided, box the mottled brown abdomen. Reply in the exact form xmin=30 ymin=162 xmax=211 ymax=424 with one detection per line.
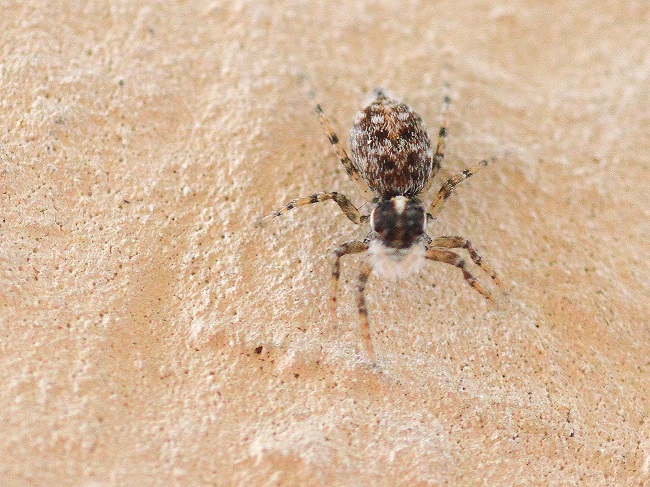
xmin=350 ymin=96 xmax=433 ymax=197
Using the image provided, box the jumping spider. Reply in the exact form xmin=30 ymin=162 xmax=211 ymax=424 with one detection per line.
xmin=259 ymin=86 xmax=501 ymax=363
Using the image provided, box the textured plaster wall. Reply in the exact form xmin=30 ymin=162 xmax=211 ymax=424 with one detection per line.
xmin=1 ymin=1 xmax=649 ymax=485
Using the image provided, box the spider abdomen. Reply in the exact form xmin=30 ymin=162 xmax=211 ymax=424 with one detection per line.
xmin=350 ymin=96 xmax=433 ymax=197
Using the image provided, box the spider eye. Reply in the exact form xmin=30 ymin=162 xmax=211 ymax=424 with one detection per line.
xmin=370 ymin=202 xmax=395 ymax=234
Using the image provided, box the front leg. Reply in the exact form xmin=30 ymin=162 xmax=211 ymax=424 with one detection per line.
xmin=258 ymin=191 xmax=362 ymax=227
xmin=331 ymin=240 xmax=369 ymax=315
xmin=425 ymin=248 xmax=492 ymax=301
xmin=429 ymin=236 xmax=501 ymax=285
xmin=356 ymin=260 xmax=377 ymax=363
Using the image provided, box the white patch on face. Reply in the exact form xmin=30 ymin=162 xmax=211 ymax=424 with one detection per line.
xmin=392 ymin=196 xmax=408 ymax=214
xmin=368 ymin=240 xmax=426 ymax=280
xmin=371 ymin=114 xmax=385 ymax=124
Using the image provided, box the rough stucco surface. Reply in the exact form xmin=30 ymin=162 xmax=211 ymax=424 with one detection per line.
xmin=1 ymin=1 xmax=649 ymax=485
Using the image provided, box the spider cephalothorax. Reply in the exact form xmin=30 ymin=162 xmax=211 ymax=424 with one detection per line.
xmin=260 ymin=85 xmax=501 ymax=363
xmin=370 ymin=196 xmax=426 ymax=250
xmin=367 ymin=196 xmax=428 ymax=280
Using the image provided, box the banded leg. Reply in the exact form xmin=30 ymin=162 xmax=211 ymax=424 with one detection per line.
xmin=427 ymin=158 xmax=491 ymax=219
xmin=304 ymin=86 xmax=374 ymax=200
xmin=430 ymin=236 xmax=501 ymax=286
xmin=331 ymin=240 xmax=369 ymax=315
xmin=422 ymin=83 xmax=451 ymax=195
xmin=425 ymin=248 xmax=492 ymax=301
xmin=356 ymin=260 xmax=377 ymax=363
xmin=258 ymin=192 xmax=362 ymax=227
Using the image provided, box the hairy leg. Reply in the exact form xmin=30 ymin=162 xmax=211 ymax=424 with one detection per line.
xmin=331 ymin=240 xmax=369 ymax=314
xmin=356 ymin=260 xmax=377 ymax=363
xmin=258 ymin=191 xmax=363 ymax=227
xmin=425 ymin=247 xmax=492 ymax=301
xmin=302 ymin=81 xmax=374 ymax=200
xmin=427 ymin=158 xmax=491 ymax=219
xmin=422 ymin=83 xmax=451 ymax=195
xmin=429 ymin=236 xmax=501 ymax=285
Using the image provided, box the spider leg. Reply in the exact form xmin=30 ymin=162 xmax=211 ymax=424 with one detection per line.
xmin=422 ymin=83 xmax=451 ymax=195
xmin=425 ymin=247 xmax=492 ymax=301
xmin=331 ymin=240 xmax=369 ymax=315
xmin=427 ymin=158 xmax=491 ymax=219
xmin=429 ymin=236 xmax=501 ymax=286
xmin=258 ymin=191 xmax=362 ymax=227
xmin=303 ymin=85 xmax=374 ymax=200
xmin=356 ymin=260 xmax=377 ymax=363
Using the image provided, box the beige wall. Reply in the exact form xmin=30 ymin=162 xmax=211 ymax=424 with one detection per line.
xmin=1 ymin=1 xmax=649 ymax=485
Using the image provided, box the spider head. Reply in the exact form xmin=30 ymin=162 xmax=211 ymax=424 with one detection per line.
xmin=370 ymin=196 xmax=426 ymax=249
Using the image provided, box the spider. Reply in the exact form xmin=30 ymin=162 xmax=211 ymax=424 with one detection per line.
xmin=259 ymin=85 xmax=501 ymax=363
